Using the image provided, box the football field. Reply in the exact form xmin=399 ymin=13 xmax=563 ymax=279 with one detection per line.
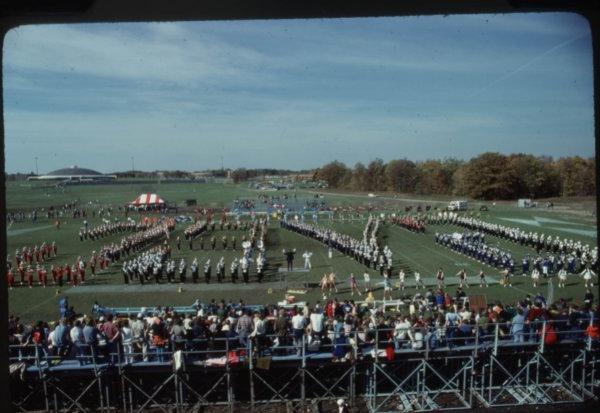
xmin=5 ymin=181 xmax=597 ymax=322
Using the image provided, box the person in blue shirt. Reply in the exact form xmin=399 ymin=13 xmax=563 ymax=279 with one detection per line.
xmin=59 ymin=296 xmax=69 ymax=319
xmin=82 ymin=317 xmax=101 ymax=363
xmin=53 ymin=318 xmax=71 ymax=357
xmin=511 ymin=308 xmax=526 ymax=343
xmin=332 ymin=331 xmax=348 ymax=360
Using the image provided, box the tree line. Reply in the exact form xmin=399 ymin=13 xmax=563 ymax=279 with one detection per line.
xmin=312 ymin=153 xmax=595 ymax=200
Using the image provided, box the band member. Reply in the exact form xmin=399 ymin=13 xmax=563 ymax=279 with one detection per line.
xmin=303 ymin=251 xmax=313 ymax=270
xmin=557 ymin=268 xmax=567 ymax=288
xmin=217 ymin=257 xmax=225 ymax=283
xmin=230 ymin=259 xmax=239 ymax=283
xmin=363 ymin=271 xmax=371 ymax=293
xmin=26 ymin=266 xmax=34 ymax=288
xmin=382 ymin=272 xmax=393 ymax=301
xmin=582 ymin=267 xmax=596 ymax=288
xmin=328 ymin=272 xmax=338 ymax=294
xmin=349 ymin=273 xmax=361 ymax=297
xmin=191 ymin=258 xmax=199 ymax=283
xmin=179 ymin=259 xmax=187 ymax=283
xmin=320 ymin=273 xmax=329 ymax=299
xmin=436 ymin=268 xmax=445 ymax=288
xmin=204 ymin=259 xmax=212 ymax=284
xmin=414 ymin=271 xmax=425 ymax=289
xmin=456 ymin=268 xmax=469 ymax=288
xmin=7 ymin=267 xmax=14 ymax=289
xmin=398 ymin=269 xmax=405 ymax=291
xmin=531 ymin=268 xmax=541 ymax=288
xmin=57 ymin=265 xmax=64 ymax=287
xmin=479 ymin=269 xmax=488 ymax=287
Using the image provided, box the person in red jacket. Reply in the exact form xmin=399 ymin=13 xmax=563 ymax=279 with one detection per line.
xmin=539 ymin=322 xmax=558 ymax=346
xmin=586 ymin=320 xmax=599 ymax=349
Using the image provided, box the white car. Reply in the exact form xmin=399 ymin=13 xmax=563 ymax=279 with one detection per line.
xmin=368 ymin=193 xmax=376 ymax=198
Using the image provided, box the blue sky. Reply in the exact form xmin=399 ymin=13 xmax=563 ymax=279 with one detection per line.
xmin=2 ymin=13 xmax=593 ymax=173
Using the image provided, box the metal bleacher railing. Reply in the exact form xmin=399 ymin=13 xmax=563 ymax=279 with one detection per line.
xmin=8 ymin=320 xmax=600 ymax=413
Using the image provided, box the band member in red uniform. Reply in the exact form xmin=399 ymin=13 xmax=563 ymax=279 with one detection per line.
xmin=71 ymin=265 xmax=78 ymax=286
xmin=15 ymin=250 xmax=21 ymax=268
xmin=57 ymin=265 xmax=64 ymax=287
xmin=18 ymin=264 xmax=26 ymax=285
xmin=65 ymin=265 xmax=72 ymax=284
xmin=26 ymin=266 xmax=34 ymax=288
xmin=36 ymin=265 xmax=43 ymax=285
xmin=40 ymin=266 xmax=47 ymax=288
xmin=90 ymin=252 xmax=97 ymax=276
xmin=78 ymin=258 xmax=86 ymax=284
xmin=7 ymin=267 xmax=14 ymax=290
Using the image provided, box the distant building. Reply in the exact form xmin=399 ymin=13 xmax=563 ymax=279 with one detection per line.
xmin=27 ymin=166 xmax=117 ymax=182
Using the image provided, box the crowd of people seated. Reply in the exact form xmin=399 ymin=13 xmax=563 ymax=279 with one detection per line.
xmin=8 ymin=287 xmax=599 ymax=366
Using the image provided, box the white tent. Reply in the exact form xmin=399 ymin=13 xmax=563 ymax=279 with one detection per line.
xmin=130 ymin=193 xmax=165 ymax=206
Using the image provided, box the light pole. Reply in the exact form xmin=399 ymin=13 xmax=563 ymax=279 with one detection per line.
xmin=34 ymin=157 xmax=38 ymax=175
xmin=131 ymin=157 xmax=135 ymax=175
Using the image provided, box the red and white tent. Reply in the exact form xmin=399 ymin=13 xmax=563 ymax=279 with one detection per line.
xmin=130 ymin=193 xmax=165 ymax=206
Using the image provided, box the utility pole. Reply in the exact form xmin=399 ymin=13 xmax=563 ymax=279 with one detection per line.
xmin=131 ymin=157 xmax=135 ymax=175
xmin=34 ymin=157 xmax=38 ymax=175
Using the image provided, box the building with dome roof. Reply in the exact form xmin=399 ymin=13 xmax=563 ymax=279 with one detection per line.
xmin=27 ymin=166 xmax=117 ymax=182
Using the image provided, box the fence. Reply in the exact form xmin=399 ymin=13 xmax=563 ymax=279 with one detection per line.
xmin=9 ymin=321 xmax=600 ymax=412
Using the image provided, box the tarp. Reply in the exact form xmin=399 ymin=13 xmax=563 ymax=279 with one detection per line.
xmin=130 ymin=193 xmax=165 ymax=206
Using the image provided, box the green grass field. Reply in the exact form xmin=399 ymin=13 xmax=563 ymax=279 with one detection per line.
xmin=5 ymin=181 xmax=597 ymax=322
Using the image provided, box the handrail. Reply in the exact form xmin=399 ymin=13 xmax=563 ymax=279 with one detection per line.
xmin=9 ymin=320 xmax=597 ymax=369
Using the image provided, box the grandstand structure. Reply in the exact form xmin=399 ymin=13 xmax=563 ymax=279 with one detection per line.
xmin=27 ymin=166 xmax=117 ymax=183
xmin=9 ymin=320 xmax=599 ymax=412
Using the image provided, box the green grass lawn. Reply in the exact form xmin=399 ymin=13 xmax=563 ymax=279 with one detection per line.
xmin=5 ymin=182 xmax=597 ymax=322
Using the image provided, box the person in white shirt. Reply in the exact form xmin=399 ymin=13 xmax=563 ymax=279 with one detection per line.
xmin=121 ymin=319 xmax=133 ymax=363
xmin=398 ymin=270 xmax=406 ymax=291
xmin=394 ymin=316 xmax=413 ymax=349
xmin=414 ymin=271 xmax=425 ymax=289
xmin=411 ymin=328 xmax=424 ymax=350
xmin=557 ymin=268 xmax=567 ymax=288
xmin=531 ymin=268 xmax=540 ymax=288
xmin=250 ymin=312 xmax=267 ymax=355
xmin=309 ymin=308 xmax=324 ymax=338
xmin=582 ymin=267 xmax=596 ymax=288
xmin=363 ymin=271 xmax=371 ymax=293
xmin=302 ymin=251 xmax=313 ymax=270
xmin=459 ymin=307 xmax=472 ymax=322
xmin=291 ymin=312 xmax=306 ymax=355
